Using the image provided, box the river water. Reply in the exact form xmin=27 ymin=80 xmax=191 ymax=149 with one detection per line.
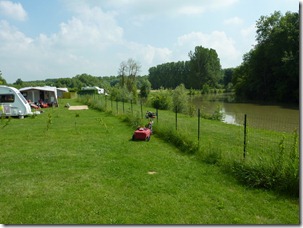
xmin=191 ymin=93 xmax=299 ymax=132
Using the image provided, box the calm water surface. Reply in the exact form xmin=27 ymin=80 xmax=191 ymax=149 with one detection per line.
xmin=191 ymin=93 xmax=299 ymax=132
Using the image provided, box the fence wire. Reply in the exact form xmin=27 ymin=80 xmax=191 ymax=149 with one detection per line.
xmin=80 ymin=95 xmax=299 ymax=162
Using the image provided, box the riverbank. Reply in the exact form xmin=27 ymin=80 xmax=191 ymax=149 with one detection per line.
xmin=190 ymin=93 xmax=299 ymax=132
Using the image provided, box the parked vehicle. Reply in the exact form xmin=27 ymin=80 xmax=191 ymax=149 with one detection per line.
xmin=0 ymin=86 xmax=32 ymax=118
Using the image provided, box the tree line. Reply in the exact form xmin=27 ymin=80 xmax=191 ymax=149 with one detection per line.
xmin=148 ymin=46 xmax=224 ymax=90
xmin=232 ymin=11 xmax=299 ymax=103
xmin=3 ymin=72 xmax=148 ymax=93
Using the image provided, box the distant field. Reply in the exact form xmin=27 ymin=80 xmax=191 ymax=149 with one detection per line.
xmin=0 ymin=98 xmax=299 ymax=224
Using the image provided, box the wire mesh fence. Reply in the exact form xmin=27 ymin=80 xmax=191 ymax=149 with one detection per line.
xmin=79 ymin=95 xmax=299 ymax=162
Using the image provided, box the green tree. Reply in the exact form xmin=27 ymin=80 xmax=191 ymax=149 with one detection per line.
xmin=55 ymin=78 xmax=72 ymax=88
xmin=223 ymin=68 xmax=234 ymax=87
xmin=118 ymin=61 xmax=127 ymax=87
xmin=118 ymin=58 xmax=141 ymax=102
xmin=14 ymin=78 xmax=23 ymax=87
xmin=0 ymin=71 xmax=7 ymax=85
xmin=139 ymin=79 xmax=151 ymax=99
xmin=188 ymin=46 xmax=222 ymax=89
xmin=233 ymin=11 xmax=299 ymax=103
xmin=148 ymin=61 xmax=191 ymax=89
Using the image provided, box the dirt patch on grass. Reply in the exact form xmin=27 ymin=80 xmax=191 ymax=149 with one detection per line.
xmin=68 ymin=105 xmax=89 ymax=110
xmin=148 ymin=171 xmax=157 ymax=175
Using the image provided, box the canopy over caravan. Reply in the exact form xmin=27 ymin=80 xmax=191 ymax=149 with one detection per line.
xmin=20 ymin=86 xmax=59 ymax=107
xmin=0 ymin=86 xmax=32 ymax=118
xmin=57 ymin=88 xmax=68 ymax=98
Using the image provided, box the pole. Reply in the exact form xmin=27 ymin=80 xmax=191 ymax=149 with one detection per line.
xmin=175 ymin=106 xmax=178 ymax=131
xmin=243 ymin=114 xmax=247 ymax=159
xmin=198 ymin=108 xmax=200 ymax=147
xmin=116 ymin=100 xmax=118 ymax=114
xmin=105 ymin=95 xmax=107 ymax=110
xmin=141 ymin=100 xmax=143 ymax=119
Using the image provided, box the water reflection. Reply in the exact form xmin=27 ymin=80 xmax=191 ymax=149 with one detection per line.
xmin=191 ymin=93 xmax=299 ymax=132
xmin=221 ymin=107 xmax=240 ymax=126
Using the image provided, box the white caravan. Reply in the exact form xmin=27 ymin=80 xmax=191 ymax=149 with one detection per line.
xmin=0 ymin=86 xmax=32 ymax=118
xmin=81 ymin=86 xmax=106 ymax=95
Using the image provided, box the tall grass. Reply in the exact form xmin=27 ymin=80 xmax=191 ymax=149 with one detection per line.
xmin=77 ymin=95 xmax=299 ymax=197
xmin=230 ymin=130 xmax=299 ymax=196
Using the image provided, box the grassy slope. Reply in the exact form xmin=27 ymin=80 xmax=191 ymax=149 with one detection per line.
xmin=0 ymin=99 xmax=299 ymax=224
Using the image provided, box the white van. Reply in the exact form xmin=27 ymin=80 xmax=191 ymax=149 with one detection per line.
xmin=0 ymin=86 xmax=32 ymax=118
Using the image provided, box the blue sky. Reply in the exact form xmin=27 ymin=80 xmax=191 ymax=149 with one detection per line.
xmin=0 ymin=0 xmax=300 ymax=83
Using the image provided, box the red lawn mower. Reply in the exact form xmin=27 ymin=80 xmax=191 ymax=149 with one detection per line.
xmin=132 ymin=111 xmax=156 ymax=142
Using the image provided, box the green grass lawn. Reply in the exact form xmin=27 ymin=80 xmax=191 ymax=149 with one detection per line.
xmin=0 ymin=99 xmax=299 ymax=224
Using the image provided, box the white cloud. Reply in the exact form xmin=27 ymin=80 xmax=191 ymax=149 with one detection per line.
xmin=104 ymin=0 xmax=238 ymax=21
xmin=241 ymin=24 xmax=256 ymax=38
xmin=132 ymin=43 xmax=171 ymax=65
xmin=176 ymin=6 xmax=205 ymax=15
xmin=0 ymin=0 xmax=27 ymax=21
xmin=176 ymin=31 xmax=241 ymax=68
xmin=208 ymin=0 xmax=239 ymax=9
xmin=52 ymin=4 xmax=123 ymax=49
xmin=224 ymin=16 xmax=243 ymax=25
xmin=0 ymin=20 xmax=32 ymax=51
xmin=114 ymin=42 xmax=172 ymax=74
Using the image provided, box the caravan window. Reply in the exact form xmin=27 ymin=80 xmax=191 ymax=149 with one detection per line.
xmin=0 ymin=94 xmax=15 ymax=103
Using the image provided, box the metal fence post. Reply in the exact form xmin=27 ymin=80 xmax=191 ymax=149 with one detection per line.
xmin=243 ymin=114 xmax=247 ymax=159
xmin=141 ymin=100 xmax=143 ymax=119
xmin=105 ymin=95 xmax=107 ymax=110
xmin=175 ymin=106 xmax=178 ymax=131
xmin=198 ymin=108 xmax=201 ymax=147
xmin=116 ymin=99 xmax=118 ymax=114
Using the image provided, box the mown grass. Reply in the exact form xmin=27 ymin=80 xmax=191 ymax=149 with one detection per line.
xmin=0 ymin=98 xmax=299 ymax=224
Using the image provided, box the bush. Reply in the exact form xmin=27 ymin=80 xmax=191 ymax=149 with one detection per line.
xmin=153 ymin=124 xmax=199 ymax=155
xmin=231 ymin=160 xmax=276 ymax=189
xmin=201 ymin=84 xmax=210 ymax=94
xmin=187 ymin=103 xmax=197 ymax=117
xmin=149 ymin=88 xmax=172 ymax=110
xmin=109 ymin=85 xmax=132 ymax=102
xmin=201 ymin=145 xmax=222 ymax=165
xmin=172 ymin=84 xmax=189 ymax=114
xmin=201 ymin=105 xmax=224 ymax=121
